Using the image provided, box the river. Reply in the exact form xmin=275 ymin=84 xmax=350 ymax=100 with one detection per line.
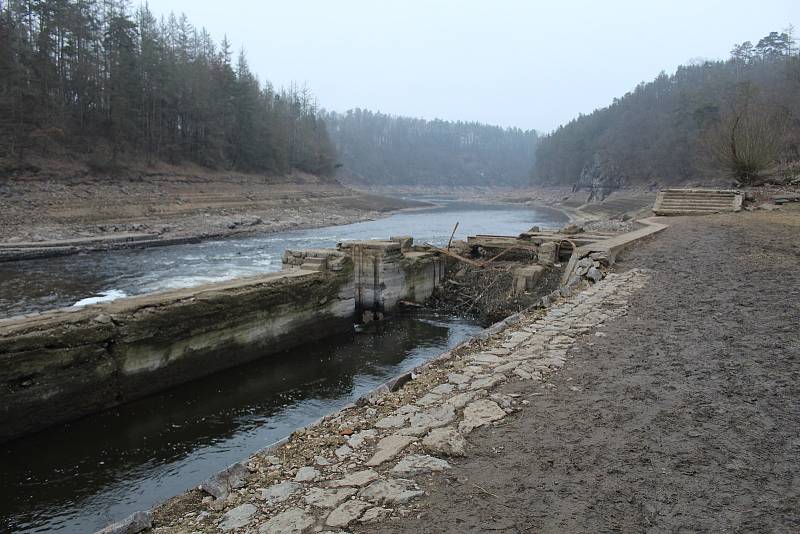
xmin=0 ymin=199 xmax=566 ymax=533
xmin=0 ymin=199 xmax=567 ymax=318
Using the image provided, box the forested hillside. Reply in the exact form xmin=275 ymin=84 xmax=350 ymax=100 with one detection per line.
xmin=326 ymin=109 xmax=538 ymax=187
xmin=534 ymin=30 xmax=800 ymax=187
xmin=0 ymin=1 xmax=335 ymax=175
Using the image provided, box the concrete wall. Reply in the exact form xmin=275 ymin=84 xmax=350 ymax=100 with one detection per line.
xmin=0 ymin=268 xmax=355 ymax=443
xmin=0 ymin=237 xmax=446 ymax=443
xmin=346 ymin=241 xmax=445 ymax=318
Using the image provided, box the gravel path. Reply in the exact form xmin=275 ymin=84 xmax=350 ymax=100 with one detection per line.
xmin=371 ymin=209 xmax=800 ymax=533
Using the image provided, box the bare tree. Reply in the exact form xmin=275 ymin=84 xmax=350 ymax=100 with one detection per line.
xmin=706 ymin=85 xmax=787 ymax=185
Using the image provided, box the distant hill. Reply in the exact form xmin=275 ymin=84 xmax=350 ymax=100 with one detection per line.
xmin=534 ymin=30 xmax=800 ymax=187
xmin=325 ymin=109 xmax=538 ymax=187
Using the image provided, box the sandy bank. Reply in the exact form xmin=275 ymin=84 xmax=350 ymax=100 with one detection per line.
xmin=0 ymin=163 xmax=428 ymax=256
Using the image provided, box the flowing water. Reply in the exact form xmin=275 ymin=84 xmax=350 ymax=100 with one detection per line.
xmin=0 ymin=200 xmax=567 ymax=318
xmin=0 ymin=200 xmax=567 ymax=533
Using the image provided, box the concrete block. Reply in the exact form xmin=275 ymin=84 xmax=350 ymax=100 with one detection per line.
xmin=512 ymin=265 xmax=546 ymax=295
xmin=538 ymin=242 xmax=557 ymax=266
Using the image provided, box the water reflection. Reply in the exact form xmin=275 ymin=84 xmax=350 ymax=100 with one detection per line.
xmin=1 ymin=309 xmax=482 ymax=533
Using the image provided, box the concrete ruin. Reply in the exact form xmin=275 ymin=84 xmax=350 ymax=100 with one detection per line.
xmin=0 ymin=237 xmax=446 ymax=443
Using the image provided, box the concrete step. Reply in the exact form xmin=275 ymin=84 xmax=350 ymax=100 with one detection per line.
xmin=653 ymin=188 xmax=743 ymax=216
xmin=658 ymin=202 xmax=735 ymax=209
xmin=653 ymin=208 xmax=733 ymax=215
xmin=655 ymin=207 xmax=732 ymax=212
xmin=660 ymin=196 xmax=737 ymax=202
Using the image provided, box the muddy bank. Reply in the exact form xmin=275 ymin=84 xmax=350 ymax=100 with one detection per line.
xmin=372 ymin=206 xmax=800 ymax=533
xmin=0 ymin=163 xmax=428 ymax=256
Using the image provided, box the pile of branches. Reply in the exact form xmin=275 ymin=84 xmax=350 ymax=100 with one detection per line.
xmin=428 ymin=262 xmax=561 ymax=325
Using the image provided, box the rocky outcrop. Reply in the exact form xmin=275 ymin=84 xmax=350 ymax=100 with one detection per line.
xmin=574 ymin=153 xmax=625 ymax=202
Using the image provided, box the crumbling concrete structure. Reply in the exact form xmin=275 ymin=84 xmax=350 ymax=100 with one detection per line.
xmin=0 ymin=237 xmax=447 ymax=443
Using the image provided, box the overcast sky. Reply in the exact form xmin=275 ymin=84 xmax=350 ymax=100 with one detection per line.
xmin=151 ymin=0 xmax=797 ymax=132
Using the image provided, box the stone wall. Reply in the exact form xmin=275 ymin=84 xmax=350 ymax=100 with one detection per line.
xmin=343 ymin=240 xmax=445 ymax=319
xmin=0 ymin=268 xmax=355 ymax=443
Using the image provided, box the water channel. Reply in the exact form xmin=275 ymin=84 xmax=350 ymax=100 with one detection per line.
xmin=0 ymin=200 xmax=567 ymax=533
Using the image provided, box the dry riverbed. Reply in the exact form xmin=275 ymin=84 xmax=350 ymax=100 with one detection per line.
xmin=0 ymin=165 xmax=426 ymax=247
xmin=137 ymin=268 xmax=650 ymax=534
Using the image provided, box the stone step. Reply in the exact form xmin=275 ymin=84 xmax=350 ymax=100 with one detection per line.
xmin=660 ymin=194 xmax=737 ymax=200
xmin=657 ymin=202 xmax=735 ymax=209
xmin=659 ymin=195 xmax=738 ymax=201
xmin=661 ymin=188 xmax=738 ymax=194
xmin=653 ymin=208 xmax=735 ymax=215
xmin=653 ymin=188 xmax=742 ymax=216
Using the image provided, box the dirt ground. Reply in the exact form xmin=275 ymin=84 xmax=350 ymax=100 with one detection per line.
xmin=0 ymin=164 xmax=425 ymax=244
xmin=367 ymin=207 xmax=800 ymax=533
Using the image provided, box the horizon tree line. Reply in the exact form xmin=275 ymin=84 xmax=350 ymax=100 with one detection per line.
xmin=0 ymin=0 xmax=336 ymax=175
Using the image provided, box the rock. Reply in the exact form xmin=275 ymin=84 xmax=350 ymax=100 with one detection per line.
xmin=258 ymin=508 xmax=315 ymax=534
xmin=430 ymin=383 xmax=455 ymax=395
xmin=260 ymin=481 xmax=303 ymax=504
xmin=359 ymin=506 xmax=392 ymax=524
xmin=447 ymin=373 xmax=469 ymax=385
xmin=469 ymin=353 xmax=503 ymax=365
xmin=375 ymin=414 xmax=408 ymax=429
xmin=445 ymin=391 xmax=478 ymax=410
xmin=95 ymin=511 xmax=152 ymax=534
xmin=513 ymin=368 xmax=534 ymax=380
xmin=405 ymin=404 xmax=457 ymax=435
xmin=586 ymin=266 xmax=604 ymax=283
xmin=391 ymin=454 xmax=452 ymax=477
xmin=326 ymin=499 xmax=372 ymax=528
xmin=199 ymin=462 xmax=249 ymax=500
xmin=422 ymin=427 xmax=467 ymax=457
xmin=347 ymin=429 xmax=377 ymax=450
xmin=304 ymin=487 xmax=358 ymax=508
xmin=219 ymin=504 xmax=257 ymax=531
xmin=366 ymin=434 xmax=416 ymax=466
xmin=326 ymin=469 xmax=380 ymax=488
xmin=490 ymin=393 xmax=516 ymax=410
xmin=468 ymin=374 xmax=506 ymax=391
xmin=458 ymin=399 xmax=508 ymax=434
xmin=415 ymin=392 xmax=442 ymax=406
xmin=315 ymin=455 xmax=332 ymax=466
xmin=494 ymin=361 xmax=519 ymax=373
xmin=359 ymin=478 xmax=424 ymax=505
xmin=396 ymin=404 xmax=418 ymax=416
xmin=334 ymin=444 xmax=353 ymax=459
xmin=294 ymin=466 xmax=319 ymax=482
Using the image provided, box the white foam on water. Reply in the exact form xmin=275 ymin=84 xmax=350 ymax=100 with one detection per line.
xmin=71 ymin=289 xmax=128 ymax=307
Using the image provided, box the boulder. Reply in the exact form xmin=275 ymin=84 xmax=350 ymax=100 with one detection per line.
xmin=219 ymin=504 xmax=257 ymax=531
xmin=258 ymin=508 xmax=315 ymax=534
xmin=422 ymin=427 xmax=467 ymax=457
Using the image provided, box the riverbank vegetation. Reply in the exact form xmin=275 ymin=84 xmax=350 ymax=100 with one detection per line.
xmin=0 ymin=0 xmax=336 ymax=176
xmin=325 ymin=109 xmax=538 ymax=187
xmin=534 ymin=30 xmax=800 ymax=187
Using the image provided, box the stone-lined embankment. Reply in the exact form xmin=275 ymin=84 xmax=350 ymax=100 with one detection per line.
xmin=137 ymin=269 xmax=650 ymax=534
